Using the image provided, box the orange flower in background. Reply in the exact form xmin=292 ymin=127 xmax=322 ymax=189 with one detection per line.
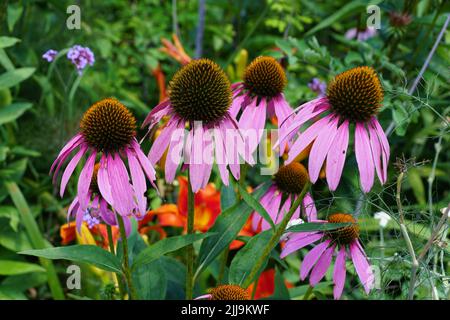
xmin=247 ymin=269 xmax=294 ymax=300
xmin=59 ymin=222 xmax=119 ymax=250
xmin=160 ymin=34 xmax=192 ymax=65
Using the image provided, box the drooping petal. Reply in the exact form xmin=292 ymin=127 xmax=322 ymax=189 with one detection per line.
xmin=50 ymin=134 xmax=83 ymax=174
xmin=300 ymin=239 xmax=331 ymax=280
xmin=131 ymin=139 xmax=157 ymax=184
xmin=239 ymin=98 xmax=266 ymax=154
xmin=189 ymin=122 xmax=206 ymax=192
xmin=76 ymin=150 xmax=96 ymax=211
xmin=302 ymin=192 xmax=317 ymax=221
xmin=164 ymin=119 xmax=185 ymax=183
xmin=67 ymin=197 xmax=79 ymax=221
xmin=97 ymin=155 xmax=114 ymax=205
xmin=368 ymin=121 xmax=384 ymax=184
xmin=354 ymin=122 xmax=375 ymax=193
xmin=213 ymin=126 xmax=229 ymax=186
xmin=107 ymin=153 xmax=135 ymax=217
xmin=350 ymin=240 xmax=374 ymax=294
xmin=273 ymin=94 xmax=294 ymax=153
xmin=127 ymin=148 xmax=147 ymax=217
xmin=261 ymin=191 xmax=281 ymax=231
xmin=325 ymin=120 xmax=349 ymax=191
xmin=60 ymin=145 xmax=87 ymax=197
xmin=142 ymin=99 xmax=171 ymax=129
xmin=370 ymin=117 xmax=389 ymax=183
xmin=229 ymin=93 xmax=245 ymax=118
xmin=333 ymin=246 xmax=347 ymax=300
xmin=251 ymin=186 xmax=276 ymax=231
xmin=75 ymin=205 xmax=84 ymax=233
xmin=149 ymin=117 xmax=179 ymax=165
xmin=310 ymin=244 xmax=336 ymax=286
xmin=99 ymin=198 xmax=115 ymax=225
xmin=308 ymin=116 xmax=339 ymax=182
xmin=286 ymin=114 xmax=334 ymax=164
xmin=280 ymin=232 xmax=324 ymax=259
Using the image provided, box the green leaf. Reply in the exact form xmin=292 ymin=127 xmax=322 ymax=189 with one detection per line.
xmin=19 ymin=245 xmax=122 ymax=273
xmin=305 ymin=0 xmax=382 ymax=36
xmin=286 ymin=222 xmax=352 ymax=233
xmin=132 ymin=233 xmax=215 ymax=269
xmin=0 ymin=103 xmax=32 ymax=125
xmin=0 ymin=37 xmax=21 ymax=49
xmin=0 ymin=260 xmax=45 ymax=275
xmin=0 ymin=206 xmax=19 ymax=231
xmin=0 ymin=68 xmax=36 ymax=90
xmin=228 ymin=230 xmax=273 ymax=285
xmin=234 ymin=179 xmax=275 ymax=230
xmin=269 ymin=267 xmax=290 ymax=299
xmin=220 ymin=183 xmax=236 ymax=211
xmin=195 ymin=181 xmax=272 ymax=279
xmin=7 ymin=4 xmax=23 ymax=32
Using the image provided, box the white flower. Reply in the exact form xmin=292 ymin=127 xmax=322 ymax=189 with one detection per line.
xmin=440 ymin=207 xmax=450 ymax=217
xmin=374 ymin=211 xmax=391 ymax=228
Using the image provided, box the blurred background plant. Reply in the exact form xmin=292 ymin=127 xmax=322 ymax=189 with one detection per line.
xmin=0 ymin=0 xmax=448 ymax=300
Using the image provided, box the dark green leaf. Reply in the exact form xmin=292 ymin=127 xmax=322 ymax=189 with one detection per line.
xmin=0 ymin=103 xmax=32 ymax=125
xmin=0 ymin=68 xmax=35 ymax=90
xmin=286 ymin=222 xmax=352 ymax=233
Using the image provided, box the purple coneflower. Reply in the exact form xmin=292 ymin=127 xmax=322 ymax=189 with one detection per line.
xmin=345 ymin=26 xmax=377 ymax=41
xmin=42 ymin=49 xmax=58 ymax=62
xmin=251 ymin=162 xmax=317 ymax=231
xmin=307 ymin=78 xmax=327 ymax=97
xmin=277 ymin=66 xmax=389 ymax=193
xmin=281 ymin=213 xmax=374 ymax=299
xmin=51 ymin=98 xmax=157 ymax=229
xmin=67 ymin=163 xmax=131 ymax=234
xmin=143 ymin=59 xmax=253 ymax=192
xmin=195 ymin=285 xmax=250 ymax=300
xmin=230 ymin=56 xmax=293 ymax=153
xmin=67 ymin=45 xmax=95 ymax=74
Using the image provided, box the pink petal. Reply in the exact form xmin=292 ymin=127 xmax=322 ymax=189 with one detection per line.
xmin=280 ymin=232 xmax=323 ymax=259
xmin=165 ymin=120 xmax=185 ymax=183
xmin=302 ymin=192 xmax=317 ymax=221
xmin=333 ymin=246 xmax=347 ymax=300
xmin=107 ymin=153 xmax=135 ymax=217
xmin=213 ymin=127 xmax=229 ymax=186
xmin=131 ymin=139 xmax=157 ymax=183
xmin=368 ymin=122 xmax=384 ymax=184
xmin=148 ymin=118 xmax=178 ymax=165
xmin=325 ymin=120 xmax=349 ymax=191
xmin=310 ymin=244 xmax=336 ymax=286
xmin=127 ymin=148 xmax=147 ymax=217
xmin=77 ymin=150 xmax=96 ymax=211
xmin=67 ymin=197 xmax=79 ymax=221
xmin=239 ymin=98 xmax=266 ymax=154
xmin=75 ymin=205 xmax=84 ymax=233
xmin=97 ymin=155 xmax=114 ymax=205
xmin=300 ymin=239 xmax=331 ymax=280
xmin=350 ymin=240 xmax=374 ymax=294
xmin=286 ymin=114 xmax=333 ymax=164
xmin=59 ymin=145 xmax=87 ymax=197
xmin=229 ymin=94 xmax=245 ymax=118
xmin=308 ymin=116 xmax=339 ymax=182
xmin=355 ymin=122 xmax=375 ymax=193
xmin=142 ymin=100 xmax=171 ymax=129
xmin=370 ymin=118 xmax=389 ymax=183
xmin=99 ymin=198 xmax=115 ymax=225
xmin=50 ymin=134 xmax=83 ymax=175
xmin=261 ymin=191 xmax=281 ymax=231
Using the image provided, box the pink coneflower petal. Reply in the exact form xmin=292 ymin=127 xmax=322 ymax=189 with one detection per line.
xmin=60 ymin=145 xmax=87 ymax=197
xmin=229 ymin=94 xmax=245 ymax=118
xmin=308 ymin=116 xmax=339 ymax=182
xmin=127 ymin=148 xmax=147 ymax=217
xmin=325 ymin=120 xmax=349 ymax=191
xmin=194 ymin=294 xmax=212 ymax=300
xmin=107 ymin=153 xmax=135 ymax=217
xmin=75 ymin=205 xmax=84 ymax=233
xmin=165 ymin=119 xmax=185 ymax=183
xmin=300 ymin=239 xmax=331 ymax=280
xmin=333 ymin=246 xmax=347 ymax=300
xmin=100 ymin=198 xmax=115 ymax=225
xmin=303 ymin=193 xmax=317 ymax=221
xmin=355 ymin=122 xmax=375 ymax=193
xmin=77 ymin=150 xmax=96 ymax=211
xmin=368 ymin=121 xmax=384 ymax=184
xmin=286 ymin=114 xmax=333 ymax=164
xmin=273 ymin=94 xmax=295 ymax=153
xmin=276 ymin=195 xmax=292 ymax=225
xmin=280 ymin=232 xmax=323 ymax=259
xmin=149 ymin=118 xmax=179 ymax=165
xmin=261 ymin=191 xmax=281 ymax=230
xmin=370 ymin=117 xmax=390 ymax=182
xmin=310 ymin=243 xmax=336 ymax=286
xmin=350 ymin=240 xmax=374 ymax=294
xmin=131 ymin=139 xmax=157 ymax=185
xmin=50 ymin=134 xmax=83 ymax=175
xmin=189 ymin=123 xmax=207 ymax=192
xmin=199 ymin=127 xmax=214 ymax=188
xmin=239 ymin=98 xmax=266 ymax=153
xmin=142 ymin=100 xmax=171 ymax=129
xmin=67 ymin=196 xmax=79 ymax=221
xmin=97 ymin=155 xmax=114 ymax=205
xmin=251 ymin=185 xmax=276 ymax=230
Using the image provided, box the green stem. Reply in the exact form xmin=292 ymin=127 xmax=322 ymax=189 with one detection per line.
xmin=242 ymin=181 xmax=311 ymax=288
xmin=303 ymin=285 xmax=314 ymax=300
xmin=4 ymin=181 xmax=65 ymax=300
xmin=186 ymin=172 xmax=195 ymax=300
xmin=106 ymin=224 xmax=124 ymax=298
xmin=116 ymin=214 xmax=138 ymax=300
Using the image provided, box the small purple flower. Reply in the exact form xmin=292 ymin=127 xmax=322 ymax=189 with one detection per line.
xmin=345 ymin=26 xmax=377 ymax=42
xmin=308 ymin=78 xmax=327 ymax=97
xmin=83 ymin=209 xmax=100 ymax=229
xmin=67 ymin=45 xmax=95 ymax=74
xmin=42 ymin=49 xmax=58 ymax=62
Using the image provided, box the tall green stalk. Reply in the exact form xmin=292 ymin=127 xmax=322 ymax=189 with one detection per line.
xmin=242 ymin=181 xmax=311 ymax=288
xmin=186 ymin=172 xmax=195 ymax=300
xmin=4 ymin=181 xmax=65 ymax=300
xmin=116 ymin=214 xmax=138 ymax=300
